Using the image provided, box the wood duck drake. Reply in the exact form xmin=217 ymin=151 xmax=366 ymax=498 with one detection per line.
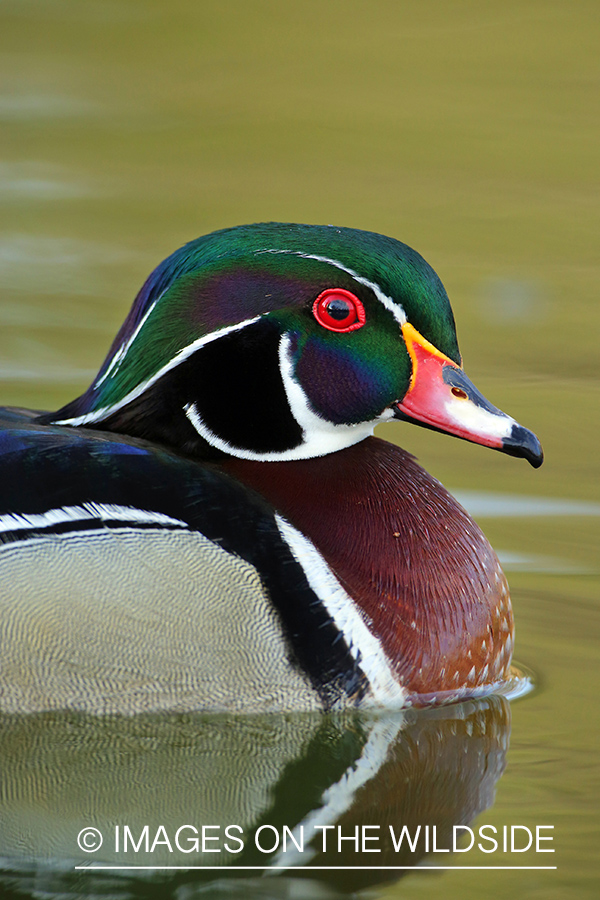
xmin=0 ymin=223 xmax=543 ymax=715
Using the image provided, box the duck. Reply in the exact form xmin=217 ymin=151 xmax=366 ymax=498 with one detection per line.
xmin=0 ymin=223 xmax=542 ymax=715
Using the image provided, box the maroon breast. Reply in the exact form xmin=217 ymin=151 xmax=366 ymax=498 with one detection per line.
xmin=221 ymin=437 xmax=513 ymax=702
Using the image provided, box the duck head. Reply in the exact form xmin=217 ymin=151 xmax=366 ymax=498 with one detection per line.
xmin=47 ymin=223 xmax=543 ymax=468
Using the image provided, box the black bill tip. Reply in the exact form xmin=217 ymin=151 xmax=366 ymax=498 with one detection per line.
xmin=502 ymin=424 xmax=544 ymax=468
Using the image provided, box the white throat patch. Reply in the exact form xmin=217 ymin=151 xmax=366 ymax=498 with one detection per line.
xmin=183 ymin=333 xmax=388 ymax=462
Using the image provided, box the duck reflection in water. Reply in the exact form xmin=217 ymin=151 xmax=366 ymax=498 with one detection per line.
xmin=0 ymin=696 xmax=510 ymax=898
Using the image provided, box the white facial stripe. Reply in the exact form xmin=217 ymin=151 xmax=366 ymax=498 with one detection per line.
xmin=255 ymin=248 xmax=407 ymax=326
xmin=0 ymin=503 xmax=188 ymax=535
xmin=446 ymin=395 xmax=515 ymax=440
xmin=94 ymin=295 xmax=162 ymax=388
xmin=60 ymin=248 xmax=403 ymax=432
xmin=54 ymin=316 xmax=263 ymax=427
xmin=100 ymin=246 xmax=404 ymax=393
xmin=275 ymin=515 xmax=408 ymax=708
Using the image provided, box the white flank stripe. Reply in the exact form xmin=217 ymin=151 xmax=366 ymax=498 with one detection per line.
xmin=0 ymin=503 xmax=188 ymax=534
xmin=269 ymin=715 xmax=405 ymax=867
xmin=255 ymin=248 xmax=407 ymax=326
xmin=53 ymin=316 xmax=263 ymax=427
xmin=275 ymin=515 xmax=407 ymax=708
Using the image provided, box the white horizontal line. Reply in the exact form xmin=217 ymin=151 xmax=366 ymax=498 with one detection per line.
xmin=0 ymin=502 xmax=187 ymax=534
xmin=75 ymin=865 xmax=557 ymax=871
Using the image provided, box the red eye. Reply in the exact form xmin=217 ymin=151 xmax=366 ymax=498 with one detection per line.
xmin=312 ymin=289 xmax=366 ymax=333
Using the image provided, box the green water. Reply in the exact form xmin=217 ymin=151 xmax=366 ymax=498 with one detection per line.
xmin=0 ymin=1 xmax=598 ymax=898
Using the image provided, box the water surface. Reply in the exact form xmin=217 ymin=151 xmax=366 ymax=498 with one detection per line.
xmin=0 ymin=2 xmax=598 ymax=898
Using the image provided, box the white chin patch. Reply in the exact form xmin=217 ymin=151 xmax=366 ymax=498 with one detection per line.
xmin=183 ymin=334 xmax=386 ymax=463
xmin=184 ymin=402 xmax=378 ymax=463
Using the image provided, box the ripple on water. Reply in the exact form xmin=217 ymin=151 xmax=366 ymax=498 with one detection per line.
xmin=453 ymin=490 xmax=600 ymax=518
xmin=497 ymin=551 xmax=594 ymax=575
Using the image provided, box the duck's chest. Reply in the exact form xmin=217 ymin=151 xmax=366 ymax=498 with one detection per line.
xmin=223 ymin=437 xmax=514 ymax=703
